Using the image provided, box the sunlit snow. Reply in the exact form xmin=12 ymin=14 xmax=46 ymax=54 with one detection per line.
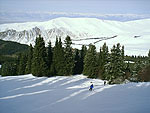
xmin=0 ymin=18 xmax=150 ymax=56
xmin=0 ymin=74 xmax=150 ymax=113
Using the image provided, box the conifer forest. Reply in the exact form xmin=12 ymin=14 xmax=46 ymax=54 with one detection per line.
xmin=1 ymin=35 xmax=150 ymax=84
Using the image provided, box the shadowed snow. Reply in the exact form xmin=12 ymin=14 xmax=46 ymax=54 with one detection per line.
xmin=0 ymin=74 xmax=150 ymax=113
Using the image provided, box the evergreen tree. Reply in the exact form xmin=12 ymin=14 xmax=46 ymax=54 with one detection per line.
xmin=125 ymin=61 xmax=131 ymax=79
xmin=104 ymin=45 xmax=116 ymax=82
xmin=64 ymin=36 xmax=75 ymax=76
xmin=98 ymin=47 xmax=103 ymax=68
xmin=132 ymin=59 xmax=143 ymax=82
xmin=73 ymin=49 xmax=81 ymax=74
xmin=98 ymin=43 xmax=109 ymax=79
xmin=31 ymin=35 xmax=48 ymax=77
xmin=104 ymin=43 xmax=125 ymax=84
xmin=25 ymin=44 xmax=33 ymax=74
xmin=148 ymin=49 xmax=150 ymax=64
xmin=1 ymin=62 xmax=17 ymax=76
xmin=80 ymin=45 xmax=87 ymax=73
xmin=47 ymin=41 xmax=53 ymax=75
xmin=121 ymin=46 xmax=125 ymax=60
xmin=102 ymin=43 xmax=109 ymax=65
xmin=83 ymin=44 xmax=98 ymax=78
xmin=52 ymin=37 xmax=65 ymax=76
xmin=18 ymin=53 xmax=28 ymax=75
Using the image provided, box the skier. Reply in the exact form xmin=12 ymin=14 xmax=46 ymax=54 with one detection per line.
xmin=104 ymin=80 xmax=106 ymax=86
xmin=89 ymin=82 xmax=94 ymax=91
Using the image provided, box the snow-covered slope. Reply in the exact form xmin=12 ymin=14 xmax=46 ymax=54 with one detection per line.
xmin=0 ymin=17 xmax=150 ymax=55
xmin=0 ymin=74 xmax=150 ymax=113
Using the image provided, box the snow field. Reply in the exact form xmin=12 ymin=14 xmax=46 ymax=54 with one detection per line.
xmin=0 ymin=17 xmax=150 ymax=56
xmin=0 ymin=74 xmax=150 ymax=113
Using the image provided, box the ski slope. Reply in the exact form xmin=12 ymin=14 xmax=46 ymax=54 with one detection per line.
xmin=0 ymin=74 xmax=150 ymax=113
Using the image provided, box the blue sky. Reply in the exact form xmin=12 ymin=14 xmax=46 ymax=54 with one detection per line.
xmin=0 ymin=0 xmax=150 ymax=23
xmin=1 ymin=0 xmax=150 ymax=14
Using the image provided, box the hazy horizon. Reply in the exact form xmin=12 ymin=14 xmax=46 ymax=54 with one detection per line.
xmin=0 ymin=0 xmax=150 ymax=24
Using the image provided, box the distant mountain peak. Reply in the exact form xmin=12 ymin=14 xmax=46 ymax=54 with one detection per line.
xmin=0 ymin=17 xmax=150 ymax=56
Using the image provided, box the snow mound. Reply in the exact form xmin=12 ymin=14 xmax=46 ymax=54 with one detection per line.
xmin=0 ymin=74 xmax=150 ymax=113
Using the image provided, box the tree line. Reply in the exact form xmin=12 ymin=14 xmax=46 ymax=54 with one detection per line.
xmin=1 ymin=35 xmax=150 ymax=84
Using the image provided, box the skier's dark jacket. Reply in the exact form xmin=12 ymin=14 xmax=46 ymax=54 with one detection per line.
xmin=90 ymin=84 xmax=93 ymax=89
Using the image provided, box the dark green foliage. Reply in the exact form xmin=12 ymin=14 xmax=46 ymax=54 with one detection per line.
xmin=83 ymin=44 xmax=98 ymax=78
xmin=139 ymin=65 xmax=150 ymax=82
xmin=80 ymin=45 xmax=87 ymax=73
xmin=52 ymin=37 xmax=65 ymax=76
xmin=46 ymin=41 xmax=53 ymax=76
xmin=64 ymin=36 xmax=75 ymax=76
xmin=98 ymin=43 xmax=109 ymax=79
xmin=1 ymin=62 xmax=17 ymax=76
xmin=104 ymin=43 xmax=125 ymax=84
xmin=148 ymin=49 xmax=150 ymax=64
xmin=0 ymin=39 xmax=29 ymax=64
xmin=124 ymin=54 xmax=149 ymax=82
xmin=47 ymin=41 xmax=53 ymax=68
xmin=135 ymin=59 xmax=143 ymax=73
xmin=136 ymin=52 xmax=150 ymax=82
xmin=0 ymin=39 xmax=29 ymax=55
xmin=124 ymin=62 xmax=132 ymax=79
xmin=121 ymin=46 xmax=125 ymax=60
xmin=1 ymin=34 xmax=149 ymax=83
xmin=0 ymin=55 xmax=17 ymax=64
xmin=25 ymin=44 xmax=33 ymax=74
xmin=18 ymin=53 xmax=28 ymax=75
xmin=131 ymin=59 xmax=144 ymax=82
xmin=31 ymin=35 xmax=48 ymax=77
xmin=73 ymin=49 xmax=81 ymax=74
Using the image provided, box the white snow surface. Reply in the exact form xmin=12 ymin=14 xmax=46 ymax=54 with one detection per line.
xmin=0 ymin=74 xmax=150 ymax=113
xmin=0 ymin=17 xmax=150 ymax=56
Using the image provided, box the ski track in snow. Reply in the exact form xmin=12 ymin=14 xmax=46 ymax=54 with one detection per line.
xmin=0 ymin=90 xmax=51 ymax=100
xmin=82 ymin=85 xmax=116 ymax=100
xmin=0 ymin=74 xmax=150 ymax=113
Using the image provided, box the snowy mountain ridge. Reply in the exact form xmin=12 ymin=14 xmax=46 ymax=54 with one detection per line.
xmin=0 ymin=17 xmax=150 ymax=32
xmin=0 ymin=17 xmax=150 ymax=55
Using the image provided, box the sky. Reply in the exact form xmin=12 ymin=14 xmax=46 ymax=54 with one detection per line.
xmin=0 ymin=0 xmax=150 ymax=23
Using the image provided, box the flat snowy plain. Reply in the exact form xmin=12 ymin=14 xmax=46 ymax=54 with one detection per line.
xmin=0 ymin=74 xmax=150 ymax=113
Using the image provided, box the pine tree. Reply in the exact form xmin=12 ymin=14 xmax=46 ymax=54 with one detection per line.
xmin=31 ymin=35 xmax=48 ymax=77
xmin=25 ymin=44 xmax=33 ymax=74
xmin=132 ymin=59 xmax=143 ymax=82
xmin=52 ymin=37 xmax=65 ymax=76
xmin=115 ymin=44 xmax=125 ymax=78
xmin=83 ymin=44 xmax=98 ymax=78
xmin=18 ymin=53 xmax=28 ymax=75
xmin=64 ymin=36 xmax=75 ymax=76
xmin=148 ymin=49 xmax=150 ymax=64
xmin=121 ymin=46 xmax=125 ymax=60
xmin=16 ymin=53 xmax=21 ymax=74
xmin=80 ymin=45 xmax=87 ymax=73
xmin=102 ymin=43 xmax=109 ymax=65
xmin=73 ymin=49 xmax=81 ymax=74
xmin=125 ymin=61 xmax=131 ymax=79
xmin=47 ymin=41 xmax=53 ymax=75
xmin=104 ymin=43 xmax=125 ymax=84
xmin=1 ymin=62 xmax=17 ymax=76
xmin=98 ymin=43 xmax=109 ymax=79
xmin=104 ymin=45 xmax=116 ymax=82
